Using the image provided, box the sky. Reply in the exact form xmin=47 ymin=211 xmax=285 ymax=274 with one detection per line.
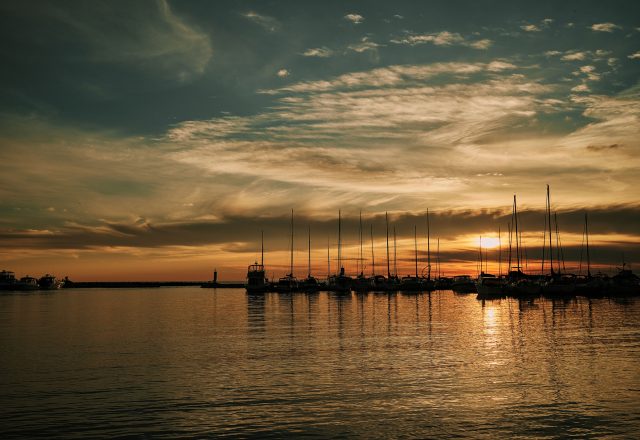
xmin=0 ymin=0 xmax=639 ymax=281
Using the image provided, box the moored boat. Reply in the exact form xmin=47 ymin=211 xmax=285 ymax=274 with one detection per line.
xmin=14 ymin=276 xmax=39 ymax=291
xmin=609 ymin=265 xmax=640 ymax=296
xmin=246 ymin=262 xmax=269 ymax=293
xmin=399 ymin=275 xmax=422 ymax=292
xmin=275 ymin=273 xmax=299 ymax=293
xmin=38 ymin=274 xmax=63 ymax=290
xmin=452 ymin=275 xmax=476 ymax=293
xmin=275 ymin=210 xmax=299 ymax=293
xmin=0 ymin=270 xmax=17 ymax=290
xmin=476 ymin=273 xmax=506 ymax=298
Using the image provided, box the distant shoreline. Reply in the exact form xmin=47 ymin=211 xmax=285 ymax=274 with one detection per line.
xmin=64 ymin=281 xmax=244 ymax=288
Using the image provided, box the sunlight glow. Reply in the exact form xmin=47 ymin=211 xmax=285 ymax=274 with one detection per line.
xmin=475 ymin=237 xmax=500 ymax=249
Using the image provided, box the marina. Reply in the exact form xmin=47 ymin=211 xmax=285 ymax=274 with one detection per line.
xmin=208 ymin=186 xmax=640 ymax=298
xmin=4 ymin=188 xmax=638 ymax=298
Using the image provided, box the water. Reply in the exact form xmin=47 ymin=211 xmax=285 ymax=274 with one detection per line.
xmin=1 ymin=288 xmax=639 ymax=438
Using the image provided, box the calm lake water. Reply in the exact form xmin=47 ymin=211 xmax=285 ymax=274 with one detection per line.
xmin=1 ymin=288 xmax=639 ymax=438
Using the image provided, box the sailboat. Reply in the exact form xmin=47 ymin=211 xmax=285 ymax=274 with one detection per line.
xmin=610 ymin=257 xmax=640 ymax=296
xmin=575 ymin=212 xmax=607 ymax=296
xmin=476 ymin=235 xmax=506 ymax=298
xmin=327 ymin=210 xmax=352 ymax=294
xmin=380 ymin=212 xmax=399 ymax=292
xmin=505 ymin=194 xmax=542 ymax=297
xmin=300 ymin=225 xmax=320 ymax=292
xmin=400 ymin=225 xmax=422 ymax=292
xmin=421 ymin=209 xmax=436 ymax=291
xmin=353 ymin=211 xmax=374 ymax=293
xmin=246 ymin=230 xmax=270 ymax=294
xmin=275 ymin=210 xmax=299 ymax=293
xmin=541 ymin=186 xmax=575 ymax=296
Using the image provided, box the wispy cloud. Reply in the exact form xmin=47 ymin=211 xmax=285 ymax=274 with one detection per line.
xmin=521 ymin=18 xmax=554 ymax=33
xmin=344 ymin=13 xmax=364 ymax=24
xmin=23 ymin=0 xmax=213 ymax=83
xmin=301 ymin=47 xmax=334 ymax=58
xmin=590 ymin=22 xmax=621 ymax=32
xmin=347 ymin=37 xmax=381 ymax=53
xmin=628 ymin=51 xmax=640 ymax=60
xmin=521 ymin=24 xmax=540 ymax=32
xmin=242 ymin=11 xmax=280 ymax=32
xmin=561 ymin=51 xmax=588 ymax=61
xmin=391 ymin=31 xmax=492 ymax=50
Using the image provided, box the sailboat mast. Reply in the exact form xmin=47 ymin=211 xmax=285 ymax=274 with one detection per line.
xmin=359 ymin=211 xmax=363 ymax=276
xmin=338 ymin=210 xmax=342 ymax=272
xmin=585 ymin=212 xmax=591 ymax=277
xmin=427 ymin=209 xmax=431 ymax=280
xmin=437 ymin=238 xmax=440 ymax=278
xmin=261 ymin=229 xmax=264 ymax=266
xmin=414 ymin=225 xmax=418 ymax=278
xmin=385 ymin=212 xmax=390 ymax=278
xmin=547 ymin=184 xmax=553 ymax=276
xmin=554 ymin=211 xmax=561 ymax=275
xmin=393 ymin=226 xmax=397 ymax=277
xmin=479 ymin=236 xmax=482 ymax=277
xmin=370 ymin=224 xmax=375 ymax=277
xmin=514 ymin=195 xmax=521 ymax=272
xmin=507 ymin=221 xmax=512 ymax=273
xmin=308 ymin=225 xmax=311 ymax=278
xmin=498 ymin=226 xmax=502 ymax=277
xmin=327 ymin=237 xmax=330 ymax=279
xmin=290 ymin=209 xmax=294 ymax=276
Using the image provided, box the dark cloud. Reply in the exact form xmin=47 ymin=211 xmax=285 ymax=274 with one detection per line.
xmin=1 ymin=205 xmax=638 ymax=255
xmin=586 ymin=143 xmax=620 ymax=152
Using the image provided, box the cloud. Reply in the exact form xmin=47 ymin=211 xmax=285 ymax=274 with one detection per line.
xmin=3 ymin=72 xmax=640 ymax=278
xmin=521 ymin=24 xmax=541 ymax=32
xmin=590 ymin=22 xmax=621 ymax=32
xmin=166 ymin=62 xmax=562 ymax=207
xmin=344 ymin=13 xmax=364 ymax=24
xmin=3 ymin=205 xmax=639 ymax=257
xmin=586 ymin=144 xmax=620 ymax=152
xmin=577 ymin=65 xmax=600 ymax=81
xmin=571 ymin=84 xmax=590 ymax=92
xmin=561 ymin=51 xmax=587 ymax=61
xmin=521 ymin=19 xmax=553 ymax=32
xmin=277 ymin=69 xmax=290 ymax=78
xmin=595 ymin=49 xmax=611 ymax=57
xmin=468 ymin=39 xmax=493 ymax=50
xmin=242 ymin=11 xmax=280 ymax=32
xmin=628 ymin=52 xmax=640 ymax=60
xmin=399 ymin=31 xmax=465 ymax=45
xmin=27 ymin=0 xmax=213 ymax=83
xmin=259 ymin=62 xmax=506 ymax=94
xmin=391 ymin=31 xmax=492 ymax=50
xmin=347 ymin=37 xmax=381 ymax=53
xmin=301 ymin=47 xmax=334 ymax=58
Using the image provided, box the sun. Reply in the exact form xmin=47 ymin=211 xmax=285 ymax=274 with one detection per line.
xmin=476 ymin=237 xmax=500 ymax=249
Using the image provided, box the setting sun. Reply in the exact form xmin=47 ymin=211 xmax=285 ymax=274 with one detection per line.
xmin=476 ymin=237 xmax=501 ymax=249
